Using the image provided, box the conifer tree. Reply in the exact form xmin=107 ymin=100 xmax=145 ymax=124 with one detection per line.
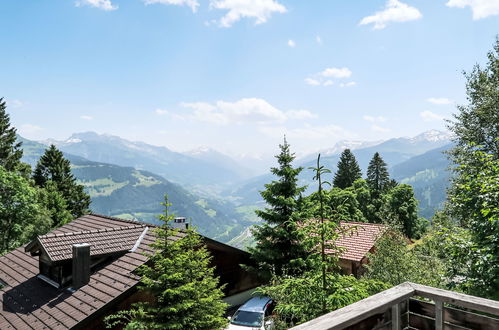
xmin=333 ymin=149 xmax=362 ymax=189
xmin=105 ymin=196 xmax=228 ymax=329
xmin=249 ymin=137 xmax=307 ymax=279
xmin=33 ymin=144 xmax=90 ymax=218
xmin=366 ymin=152 xmax=390 ymax=196
xmin=0 ymin=98 xmax=27 ymax=174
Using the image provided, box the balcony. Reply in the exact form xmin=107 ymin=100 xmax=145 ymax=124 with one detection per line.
xmin=290 ymin=282 xmax=499 ymax=330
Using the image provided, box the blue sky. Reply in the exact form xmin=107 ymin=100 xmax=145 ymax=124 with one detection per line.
xmin=1 ymin=0 xmax=498 ymax=157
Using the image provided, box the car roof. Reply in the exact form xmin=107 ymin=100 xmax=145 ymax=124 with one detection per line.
xmin=238 ymin=296 xmax=272 ymax=313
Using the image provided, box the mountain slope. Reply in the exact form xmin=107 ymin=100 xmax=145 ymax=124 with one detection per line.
xmin=44 ymin=132 xmax=246 ymax=189
xmin=19 ymin=136 xmax=251 ymax=242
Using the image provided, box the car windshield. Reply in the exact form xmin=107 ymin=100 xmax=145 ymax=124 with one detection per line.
xmin=230 ymin=310 xmax=264 ymax=327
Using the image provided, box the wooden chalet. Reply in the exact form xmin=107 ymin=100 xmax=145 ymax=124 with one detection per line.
xmin=0 ymin=214 xmax=259 ymax=329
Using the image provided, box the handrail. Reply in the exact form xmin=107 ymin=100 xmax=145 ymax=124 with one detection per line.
xmin=290 ymin=282 xmax=499 ymax=330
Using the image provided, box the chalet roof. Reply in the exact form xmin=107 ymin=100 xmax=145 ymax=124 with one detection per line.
xmin=0 ymin=214 xmax=156 ymax=330
xmin=25 ymin=224 xmax=149 ymax=262
xmin=334 ymin=222 xmax=387 ymax=262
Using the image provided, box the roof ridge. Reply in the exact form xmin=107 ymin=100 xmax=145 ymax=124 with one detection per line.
xmin=39 ymin=224 xmax=145 ymax=239
xmin=88 ymin=213 xmax=156 ymax=227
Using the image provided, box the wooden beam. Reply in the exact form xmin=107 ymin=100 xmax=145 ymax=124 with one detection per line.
xmin=290 ymin=282 xmax=415 ymax=330
xmin=411 ymin=283 xmax=499 ymax=316
xmin=391 ymin=303 xmax=400 ymax=330
xmin=435 ymin=300 xmax=443 ymax=330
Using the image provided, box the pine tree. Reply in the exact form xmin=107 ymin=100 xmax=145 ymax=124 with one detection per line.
xmin=0 ymin=98 xmax=27 ymax=174
xmin=33 ymin=144 xmax=90 ymax=218
xmin=105 ymin=196 xmax=228 ymax=329
xmin=333 ymin=149 xmax=362 ymax=189
xmin=249 ymin=137 xmax=307 ymax=279
xmin=366 ymin=152 xmax=390 ymax=195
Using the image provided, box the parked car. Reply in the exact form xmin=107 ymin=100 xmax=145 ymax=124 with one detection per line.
xmin=226 ymin=296 xmax=275 ymax=330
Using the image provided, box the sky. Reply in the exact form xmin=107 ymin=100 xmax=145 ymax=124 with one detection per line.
xmin=1 ymin=0 xmax=498 ymax=158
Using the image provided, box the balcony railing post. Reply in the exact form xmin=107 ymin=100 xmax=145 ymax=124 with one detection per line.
xmin=391 ymin=303 xmax=400 ymax=330
xmin=435 ymin=300 xmax=443 ymax=330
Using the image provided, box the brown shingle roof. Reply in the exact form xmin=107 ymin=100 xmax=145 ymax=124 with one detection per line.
xmin=333 ymin=222 xmax=387 ymax=262
xmin=0 ymin=214 xmax=155 ymax=330
xmin=26 ymin=224 xmax=148 ymax=262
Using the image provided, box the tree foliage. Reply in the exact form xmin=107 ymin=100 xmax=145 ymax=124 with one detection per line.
xmin=366 ymin=152 xmax=390 ymax=196
xmin=333 ymin=149 xmax=362 ymax=189
xmin=386 ymin=184 xmax=426 ymax=239
xmin=33 ymin=144 xmax=91 ymax=218
xmin=249 ymin=137 xmax=308 ymax=279
xmin=0 ymin=98 xmax=29 ymax=176
xmin=105 ymin=196 xmax=228 ymax=329
xmin=0 ymin=166 xmax=52 ymax=254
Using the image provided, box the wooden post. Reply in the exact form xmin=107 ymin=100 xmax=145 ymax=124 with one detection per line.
xmin=391 ymin=303 xmax=400 ymax=330
xmin=435 ymin=300 xmax=443 ymax=330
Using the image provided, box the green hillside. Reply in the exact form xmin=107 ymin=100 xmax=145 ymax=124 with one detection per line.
xmin=19 ymin=136 xmax=251 ymax=243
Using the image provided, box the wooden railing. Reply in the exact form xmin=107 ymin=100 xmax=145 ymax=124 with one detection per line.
xmin=290 ymin=282 xmax=499 ymax=330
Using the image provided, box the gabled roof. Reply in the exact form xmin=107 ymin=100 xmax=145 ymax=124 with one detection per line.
xmin=25 ymin=224 xmax=149 ymax=262
xmin=0 ymin=214 xmax=156 ymax=329
xmin=334 ymin=222 xmax=387 ymax=262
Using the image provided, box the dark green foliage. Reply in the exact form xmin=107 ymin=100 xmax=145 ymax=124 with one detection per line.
xmin=305 ymin=187 xmax=365 ymax=223
xmin=366 ymin=152 xmax=390 ymax=195
xmin=105 ymin=196 xmax=228 ymax=329
xmin=37 ymin=181 xmax=73 ymax=228
xmin=33 ymin=145 xmax=91 ymax=218
xmin=0 ymin=166 xmax=52 ymax=254
xmin=249 ymin=138 xmax=308 ymax=278
xmin=386 ymin=184 xmax=426 ymax=239
xmin=363 ymin=230 xmax=445 ymax=288
xmin=333 ymin=149 xmax=362 ymax=189
xmin=0 ymin=98 xmax=29 ymax=175
xmin=256 ymin=273 xmax=388 ymax=328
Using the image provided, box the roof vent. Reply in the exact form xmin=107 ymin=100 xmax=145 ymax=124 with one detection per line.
xmin=173 ymin=217 xmax=189 ymax=230
xmin=72 ymin=243 xmax=90 ymax=289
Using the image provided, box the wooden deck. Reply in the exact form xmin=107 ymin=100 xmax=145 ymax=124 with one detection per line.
xmin=290 ymin=282 xmax=499 ymax=330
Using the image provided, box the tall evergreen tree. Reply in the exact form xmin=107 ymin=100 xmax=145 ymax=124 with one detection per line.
xmin=333 ymin=149 xmax=362 ymax=189
xmin=249 ymin=137 xmax=307 ymax=279
xmin=0 ymin=98 xmax=27 ymax=174
xmin=33 ymin=144 xmax=90 ymax=218
xmin=105 ymin=196 xmax=228 ymax=329
xmin=366 ymin=152 xmax=390 ymax=195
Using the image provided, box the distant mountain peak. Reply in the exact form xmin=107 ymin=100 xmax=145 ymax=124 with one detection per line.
xmin=410 ymin=130 xmax=452 ymax=143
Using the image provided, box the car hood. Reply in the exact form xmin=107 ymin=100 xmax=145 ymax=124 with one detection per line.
xmin=226 ymin=323 xmax=262 ymax=330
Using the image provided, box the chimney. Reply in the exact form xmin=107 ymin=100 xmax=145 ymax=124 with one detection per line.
xmin=72 ymin=243 xmax=90 ymax=289
xmin=173 ymin=217 xmax=189 ymax=230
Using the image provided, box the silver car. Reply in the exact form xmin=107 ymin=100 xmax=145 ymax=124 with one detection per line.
xmin=226 ymin=296 xmax=275 ymax=330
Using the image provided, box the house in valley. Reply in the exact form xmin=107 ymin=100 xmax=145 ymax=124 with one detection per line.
xmin=0 ymin=214 xmax=259 ymax=329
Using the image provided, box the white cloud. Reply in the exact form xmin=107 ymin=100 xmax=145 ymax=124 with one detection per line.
xmin=363 ymin=115 xmax=387 ymax=123
xmin=305 ymin=78 xmax=321 ymax=86
xmin=259 ymin=124 xmax=355 ymax=140
xmin=80 ymin=115 xmax=93 ymax=120
xmin=144 ymin=0 xmax=199 ymax=13
xmin=359 ymin=0 xmax=422 ymax=30
xmin=316 ymin=36 xmax=322 ymax=44
xmin=371 ymin=125 xmax=391 ymax=133
xmin=176 ymin=98 xmax=317 ymax=125
xmin=75 ymin=0 xmax=118 ymax=11
xmin=320 ymin=67 xmax=352 ymax=79
xmin=306 ymin=67 xmax=353 ymax=87
xmin=288 ymin=39 xmax=296 ymax=47
xmin=285 ymin=110 xmax=318 ymax=120
xmin=427 ymin=97 xmax=453 ymax=105
xmin=210 ymin=0 xmax=286 ymax=27
xmin=19 ymin=124 xmax=43 ymax=135
xmin=340 ymin=81 xmax=357 ymax=88
xmin=446 ymin=0 xmax=499 ymax=19
xmin=420 ymin=110 xmax=445 ymax=122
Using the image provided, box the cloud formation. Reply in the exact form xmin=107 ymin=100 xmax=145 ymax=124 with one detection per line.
xmin=176 ymin=98 xmax=316 ymax=125
xmin=210 ymin=0 xmax=286 ymax=27
xmin=427 ymin=97 xmax=453 ymax=105
xmin=80 ymin=115 xmax=93 ymax=120
xmin=288 ymin=39 xmax=296 ymax=47
xmin=75 ymin=0 xmax=118 ymax=11
xmin=144 ymin=0 xmax=199 ymax=13
xmin=19 ymin=124 xmax=43 ymax=136
xmin=259 ymin=124 xmax=355 ymax=140
xmin=359 ymin=0 xmax=422 ymax=30
xmin=363 ymin=115 xmax=387 ymax=123
xmin=306 ymin=67 xmax=353 ymax=87
xmin=446 ymin=0 xmax=499 ymax=19
xmin=420 ymin=110 xmax=446 ymax=122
